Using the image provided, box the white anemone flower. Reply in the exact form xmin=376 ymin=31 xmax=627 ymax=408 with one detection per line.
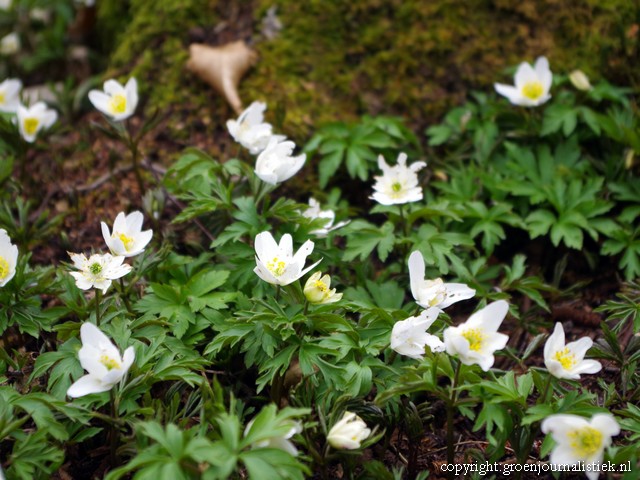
xmin=67 ymin=323 xmax=135 ymax=398
xmin=304 ymin=271 xmax=342 ymax=304
xmin=0 ymin=229 xmax=18 ymax=287
xmin=0 ymin=0 xmax=12 ymax=10
xmin=443 ymin=300 xmax=510 ymax=371
xmin=390 ymin=307 xmax=445 ymax=360
xmin=494 ymin=56 xmax=552 ymax=107
xmin=101 ymin=211 xmax=153 ymax=257
xmin=541 ymin=413 xmax=620 ymax=480
xmin=408 ymin=251 xmax=475 ymax=309
xmin=68 ymin=252 xmax=132 ymax=294
xmin=0 ymin=32 xmax=19 ymax=55
xmin=88 ymin=77 xmax=138 ymax=121
xmin=226 ymin=101 xmax=285 ymax=155
xmin=544 ymin=323 xmax=602 ymax=380
xmin=0 ymin=78 xmax=22 ymax=113
xmin=16 ymin=102 xmax=57 ymax=143
xmin=244 ymin=418 xmax=303 ymax=456
xmin=302 ymin=198 xmax=349 ymax=237
xmin=254 ymin=137 xmax=306 ymax=185
xmin=327 ymin=411 xmax=371 ymax=450
xmin=370 ymin=152 xmax=426 ymax=205
xmin=254 ymin=231 xmax=320 ymax=286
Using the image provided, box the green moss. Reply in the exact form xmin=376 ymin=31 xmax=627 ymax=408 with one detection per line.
xmin=96 ymin=0 xmax=638 ymax=146
xmin=98 ymin=0 xmax=219 ymax=111
xmin=247 ymin=0 xmax=638 ymax=140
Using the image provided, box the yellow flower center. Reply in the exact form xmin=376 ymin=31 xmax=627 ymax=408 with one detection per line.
xmin=0 ymin=255 xmax=9 ymax=280
xmin=115 ymin=232 xmax=135 ymax=252
xmin=267 ymin=257 xmax=286 ymax=277
xmin=109 ymin=94 xmax=127 ymax=114
xmin=553 ymin=347 xmax=576 ymax=370
xmin=23 ymin=117 xmax=39 ymax=136
xmin=314 ymin=280 xmax=328 ymax=293
xmin=0 ymin=92 xmax=5 ymax=104
xmin=521 ymin=81 xmax=544 ymax=100
xmin=89 ymin=262 xmax=103 ymax=275
xmin=391 ymin=182 xmax=403 ymax=192
xmin=462 ymin=328 xmax=486 ymax=351
xmin=100 ymin=354 xmax=121 ymax=371
xmin=569 ymin=426 xmax=603 ymax=458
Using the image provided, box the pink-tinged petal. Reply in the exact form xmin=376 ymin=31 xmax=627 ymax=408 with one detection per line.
xmin=466 ymin=300 xmax=509 ymax=332
xmin=67 ymin=375 xmax=110 ymax=398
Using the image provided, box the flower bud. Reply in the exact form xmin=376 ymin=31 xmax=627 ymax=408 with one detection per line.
xmin=304 ymin=271 xmax=342 ymax=304
xmin=327 ymin=412 xmax=371 ymax=450
xmin=569 ymin=70 xmax=592 ymax=91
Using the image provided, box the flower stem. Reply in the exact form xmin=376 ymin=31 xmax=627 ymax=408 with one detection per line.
xmin=303 ymin=300 xmax=309 ymax=316
xmin=118 ymin=277 xmax=134 ymax=315
xmin=539 ymin=373 xmax=553 ymax=404
xmin=125 ymin=123 xmax=145 ymax=194
xmin=109 ymin=388 xmax=120 ymax=466
xmin=275 ymin=285 xmax=281 ymax=301
xmin=95 ymin=289 xmax=101 ymax=326
xmin=446 ymin=361 xmax=462 ymax=473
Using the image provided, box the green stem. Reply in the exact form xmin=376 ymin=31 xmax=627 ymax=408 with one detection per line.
xmin=126 ymin=125 xmax=145 ymax=193
xmin=118 ymin=277 xmax=134 ymax=315
xmin=303 ymin=300 xmax=309 ymax=316
xmin=95 ymin=289 xmax=101 ymax=326
xmin=539 ymin=373 xmax=553 ymax=404
xmin=109 ymin=388 xmax=119 ymax=466
xmin=398 ymin=204 xmax=409 ymax=237
xmin=446 ymin=361 xmax=462 ymax=473
xmin=275 ymin=285 xmax=281 ymax=301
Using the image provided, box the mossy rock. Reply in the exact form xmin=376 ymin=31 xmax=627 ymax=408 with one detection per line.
xmin=97 ymin=0 xmax=639 ymax=145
